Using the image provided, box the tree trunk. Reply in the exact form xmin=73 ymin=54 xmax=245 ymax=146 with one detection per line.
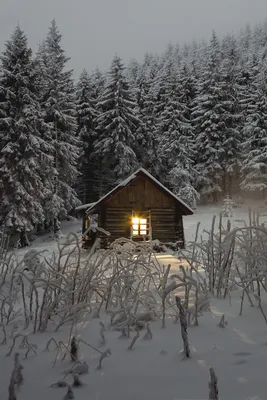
xmin=20 ymin=230 xmax=29 ymax=248
xmin=53 ymin=217 xmax=60 ymax=237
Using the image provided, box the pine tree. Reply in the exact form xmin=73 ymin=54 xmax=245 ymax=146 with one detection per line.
xmin=90 ymin=68 xmax=106 ymax=102
xmin=76 ymin=69 xmax=98 ymax=203
xmin=219 ymin=34 xmax=243 ymax=195
xmin=192 ymin=32 xmax=225 ymax=202
xmin=133 ymin=53 xmax=161 ymax=173
xmin=240 ymin=55 xmax=267 ymax=194
xmin=155 ymin=58 xmax=198 ymax=208
xmin=0 ymin=26 xmax=54 ymax=245
xmin=40 ymin=20 xmax=80 ymax=230
xmin=167 ymin=138 xmax=199 ymax=209
xmin=85 ymin=68 xmax=107 ymax=199
xmin=94 ymin=55 xmax=140 ymax=188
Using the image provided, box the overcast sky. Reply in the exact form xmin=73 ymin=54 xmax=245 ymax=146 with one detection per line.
xmin=1 ymin=0 xmax=267 ymax=77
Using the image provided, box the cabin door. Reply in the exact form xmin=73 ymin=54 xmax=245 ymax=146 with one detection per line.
xmin=130 ymin=210 xmax=152 ymax=241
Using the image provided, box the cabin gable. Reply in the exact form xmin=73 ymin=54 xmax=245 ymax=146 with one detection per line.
xmin=106 ymin=174 xmax=175 ymax=209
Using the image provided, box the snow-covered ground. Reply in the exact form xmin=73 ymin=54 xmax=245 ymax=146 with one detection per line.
xmin=184 ymin=203 xmax=267 ymax=243
xmin=1 ymin=292 xmax=267 ymax=400
xmin=17 ymin=202 xmax=267 ymax=257
xmin=1 ymin=204 xmax=267 ymax=400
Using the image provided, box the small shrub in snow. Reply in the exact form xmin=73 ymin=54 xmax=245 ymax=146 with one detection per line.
xmin=221 ymin=195 xmax=234 ymax=217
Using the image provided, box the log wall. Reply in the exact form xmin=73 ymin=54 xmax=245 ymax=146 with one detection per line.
xmin=92 ymin=174 xmax=186 ymax=248
xmin=102 ymin=206 xmax=185 ymax=247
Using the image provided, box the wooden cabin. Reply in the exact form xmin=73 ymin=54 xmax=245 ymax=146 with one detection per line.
xmin=76 ymin=168 xmax=193 ymax=248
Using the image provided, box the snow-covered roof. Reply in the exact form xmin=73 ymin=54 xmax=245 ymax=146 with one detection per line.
xmin=85 ymin=168 xmax=194 ymax=215
xmin=75 ymin=202 xmax=96 ymax=212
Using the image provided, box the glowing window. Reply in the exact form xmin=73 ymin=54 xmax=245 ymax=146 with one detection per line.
xmin=132 ymin=217 xmax=148 ymax=236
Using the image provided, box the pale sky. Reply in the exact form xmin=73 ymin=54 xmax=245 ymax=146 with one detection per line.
xmin=1 ymin=0 xmax=267 ymax=77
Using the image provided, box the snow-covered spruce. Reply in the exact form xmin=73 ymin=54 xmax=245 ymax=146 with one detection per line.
xmin=35 ymin=20 xmax=81 ymax=232
xmin=93 ymin=55 xmax=140 ymax=188
xmin=192 ymin=32 xmax=242 ymax=202
xmin=76 ymin=69 xmax=99 ymax=203
xmin=0 ymin=26 xmax=55 ymax=244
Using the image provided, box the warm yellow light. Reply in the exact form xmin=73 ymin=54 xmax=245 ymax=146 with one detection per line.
xmin=140 ymin=230 xmax=147 ymax=235
xmin=140 ymin=218 xmax=147 ymax=224
xmin=132 ymin=217 xmax=139 ymax=224
xmin=133 ymin=230 xmax=139 ymax=236
xmin=133 ymin=224 xmax=139 ymax=230
xmin=140 ymin=224 xmax=146 ymax=230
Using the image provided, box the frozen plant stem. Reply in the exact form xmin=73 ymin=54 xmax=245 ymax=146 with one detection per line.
xmin=99 ymin=321 xmax=106 ymax=345
xmin=78 ymin=339 xmax=102 ymax=354
xmin=128 ymin=326 xmax=140 ymax=350
xmin=194 ymin=287 xmax=199 ymax=326
xmin=8 ymin=353 xmax=24 ymax=400
xmin=175 ymin=296 xmax=190 ymax=358
xmin=45 ymin=337 xmax=59 ymax=351
xmin=97 ymin=348 xmax=111 ymax=370
xmin=208 ymin=367 xmax=219 ymax=400
xmin=143 ymin=322 xmax=153 ymax=340
xmin=0 ymin=323 xmax=7 ymax=344
xmin=218 ymin=314 xmax=226 ymax=328
xmin=6 ymin=334 xmax=24 ymax=357
xmin=70 ymin=336 xmax=78 ymax=361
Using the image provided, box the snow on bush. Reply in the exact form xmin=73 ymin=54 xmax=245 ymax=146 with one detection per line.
xmin=2 ymin=212 xmax=267 ymax=398
xmin=0 ymin=232 xmax=204 ymax=338
xmin=181 ymin=209 xmax=267 ymax=321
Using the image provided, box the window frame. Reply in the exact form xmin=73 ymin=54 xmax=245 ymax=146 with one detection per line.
xmin=132 ymin=217 xmax=148 ymax=237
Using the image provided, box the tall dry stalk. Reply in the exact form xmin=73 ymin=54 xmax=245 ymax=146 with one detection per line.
xmin=175 ymin=296 xmax=190 ymax=358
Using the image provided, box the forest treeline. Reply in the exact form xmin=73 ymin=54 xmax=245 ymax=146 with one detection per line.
xmin=0 ymin=20 xmax=267 ymax=240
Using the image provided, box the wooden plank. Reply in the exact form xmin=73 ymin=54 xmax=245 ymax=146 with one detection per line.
xmin=151 ymin=218 xmax=176 ymax=224
xmin=106 ymin=208 xmax=177 ymax=214
xmin=107 ymin=175 xmax=176 ymax=209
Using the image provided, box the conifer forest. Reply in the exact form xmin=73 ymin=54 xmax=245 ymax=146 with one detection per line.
xmin=1 ymin=19 xmax=267 ymax=239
